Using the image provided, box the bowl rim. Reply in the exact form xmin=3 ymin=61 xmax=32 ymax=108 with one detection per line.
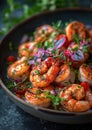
xmin=1 ymin=7 xmax=92 ymax=116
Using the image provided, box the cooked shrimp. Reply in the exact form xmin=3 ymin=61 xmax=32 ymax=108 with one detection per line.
xmin=34 ymin=25 xmax=54 ymax=38
xmin=25 ymin=87 xmax=51 ymax=107
xmin=85 ymin=89 xmax=92 ymax=107
xmin=18 ymin=42 xmax=38 ymax=57
xmin=34 ymin=24 xmax=56 ymax=43
xmin=79 ymin=64 xmax=92 ymax=86
xmin=30 ymin=59 xmax=59 ymax=87
xmin=55 ymin=64 xmax=75 ymax=86
xmin=88 ymin=29 xmax=92 ymax=39
xmin=60 ymin=84 xmax=90 ymax=112
xmin=65 ymin=21 xmax=87 ymax=41
xmin=67 ymin=42 xmax=89 ymax=68
xmin=7 ymin=57 xmax=30 ymax=81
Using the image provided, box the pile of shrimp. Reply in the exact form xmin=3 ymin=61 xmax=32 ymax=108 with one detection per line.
xmin=7 ymin=21 xmax=92 ymax=112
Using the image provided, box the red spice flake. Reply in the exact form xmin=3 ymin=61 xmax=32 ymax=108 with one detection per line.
xmin=16 ymin=94 xmax=22 ymax=98
xmin=14 ymin=87 xmax=27 ymax=95
xmin=7 ymin=55 xmax=16 ymax=63
xmin=64 ymin=50 xmax=72 ymax=57
xmin=59 ymin=85 xmax=65 ymax=89
xmin=80 ymin=82 xmax=90 ymax=91
xmin=45 ymin=57 xmax=53 ymax=66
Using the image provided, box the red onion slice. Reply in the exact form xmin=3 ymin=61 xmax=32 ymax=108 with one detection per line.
xmin=28 ymin=60 xmax=35 ymax=65
xmin=50 ymin=90 xmax=57 ymax=95
xmin=86 ymin=25 xmax=92 ymax=30
xmin=71 ymin=50 xmax=84 ymax=61
xmin=35 ymin=49 xmax=45 ymax=57
xmin=55 ymin=37 xmax=66 ymax=49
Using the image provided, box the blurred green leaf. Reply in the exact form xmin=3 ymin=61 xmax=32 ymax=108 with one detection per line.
xmin=0 ymin=0 xmax=80 ymax=38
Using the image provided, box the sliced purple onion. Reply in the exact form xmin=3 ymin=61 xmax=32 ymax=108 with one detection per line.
xmin=24 ymin=98 xmax=28 ymax=102
xmin=86 ymin=25 xmax=92 ymax=30
xmin=45 ymin=48 xmax=53 ymax=56
xmin=71 ymin=50 xmax=84 ymax=61
xmin=14 ymin=79 xmax=20 ymax=84
xmin=80 ymin=39 xmax=90 ymax=46
xmin=28 ymin=60 xmax=35 ymax=65
xmin=36 ymin=58 xmax=42 ymax=62
xmin=35 ymin=48 xmax=45 ymax=57
xmin=54 ymin=37 xmax=66 ymax=49
xmin=50 ymin=90 xmax=57 ymax=96
xmin=47 ymin=47 xmax=53 ymax=52
xmin=20 ymin=35 xmax=29 ymax=43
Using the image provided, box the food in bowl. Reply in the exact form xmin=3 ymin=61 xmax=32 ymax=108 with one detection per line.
xmin=7 ymin=20 xmax=92 ymax=112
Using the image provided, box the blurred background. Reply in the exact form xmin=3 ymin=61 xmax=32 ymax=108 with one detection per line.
xmin=0 ymin=0 xmax=92 ymax=39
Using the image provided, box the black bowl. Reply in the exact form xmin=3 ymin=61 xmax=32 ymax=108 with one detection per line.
xmin=0 ymin=8 xmax=92 ymax=124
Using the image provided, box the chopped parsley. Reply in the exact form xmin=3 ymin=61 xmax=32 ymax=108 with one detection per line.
xmin=42 ymin=29 xmax=45 ymax=34
xmin=72 ymin=46 xmax=79 ymax=51
xmin=8 ymin=42 xmax=18 ymax=51
xmin=7 ymin=81 xmax=14 ymax=90
xmin=9 ymin=42 xmax=13 ymax=51
xmin=23 ymin=47 xmax=28 ymax=51
xmin=36 ymin=89 xmax=42 ymax=95
xmin=45 ymin=91 xmax=61 ymax=106
xmin=36 ymin=42 xmax=43 ymax=48
xmin=35 ymin=70 xmax=40 ymax=75
xmin=68 ymin=61 xmax=72 ymax=66
xmin=44 ymin=41 xmax=54 ymax=49
xmin=77 ymin=85 xmax=82 ymax=88
xmin=52 ymin=20 xmax=64 ymax=33
xmin=73 ymin=33 xmax=81 ymax=44
xmin=50 ymin=31 xmax=57 ymax=39
xmin=82 ymin=45 xmax=89 ymax=53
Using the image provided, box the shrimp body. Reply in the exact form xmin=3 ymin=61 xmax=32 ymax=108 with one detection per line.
xmin=18 ymin=42 xmax=38 ymax=57
xmin=88 ymin=29 xmax=92 ymax=39
xmin=67 ymin=43 xmax=89 ymax=68
xmin=60 ymin=84 xmax=90 ymax=112
xmin=65 ymin=21 xmax=87 ymax=41
xmin=25 ymin=87 xmax=51 ymax=107
xmin=30 ymin=60 xmax=59 ymax=88
xmin=79 ymin=64 xmax=92 ymax=86
xmin=55 ymin=64 xmax=75 ymax=86
xmin=35 ymin=25 xmax=54 ymax=38
xmin=7 ymin=57 xmax=30 ymax=81
xmin=85 ymin=90 xmax=92 ymax=107
xmin=34 ymin=25 xmax=57 ymax=43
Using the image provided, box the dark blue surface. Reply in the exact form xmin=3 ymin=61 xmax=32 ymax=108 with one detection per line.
xmin=0 ymin=1 xmax=92 ymax=130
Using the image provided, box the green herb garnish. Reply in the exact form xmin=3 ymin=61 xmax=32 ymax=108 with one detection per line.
xmin=9 ymin=42 xmax=13 ymax=51
xmin=72 ymin=46 xmax=79 ymax=51
xmin=36 ymin=42 xmax=43 ymax=48
xmin=36 ymin=89 xmax=42 ymax=95
xmin=7 ymin=80 xmax=14 ymax=90
xmin=82 ymin=45 xmax=89 ymax=53
xmin=45 ymin=91 xmax=61 ymax=106
xmin=0 ymin=0 xmax=80 ymax=38
xmin=44 ymin=41 xmax=54 ymax=49
xmin=68 ymin=61 xmax=72 ymax=66
xmin=61 ymin=97 xmax=66 ymax=102
xmin=23 ymin=47 xmax=28 ymax=51
xmin=35 ymin=70 xmax=40 ymax=75
xmin=78 ymin=85 xmax=82 ymax=88
xmin=73 ymin=33 xmax=80 ymax=44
